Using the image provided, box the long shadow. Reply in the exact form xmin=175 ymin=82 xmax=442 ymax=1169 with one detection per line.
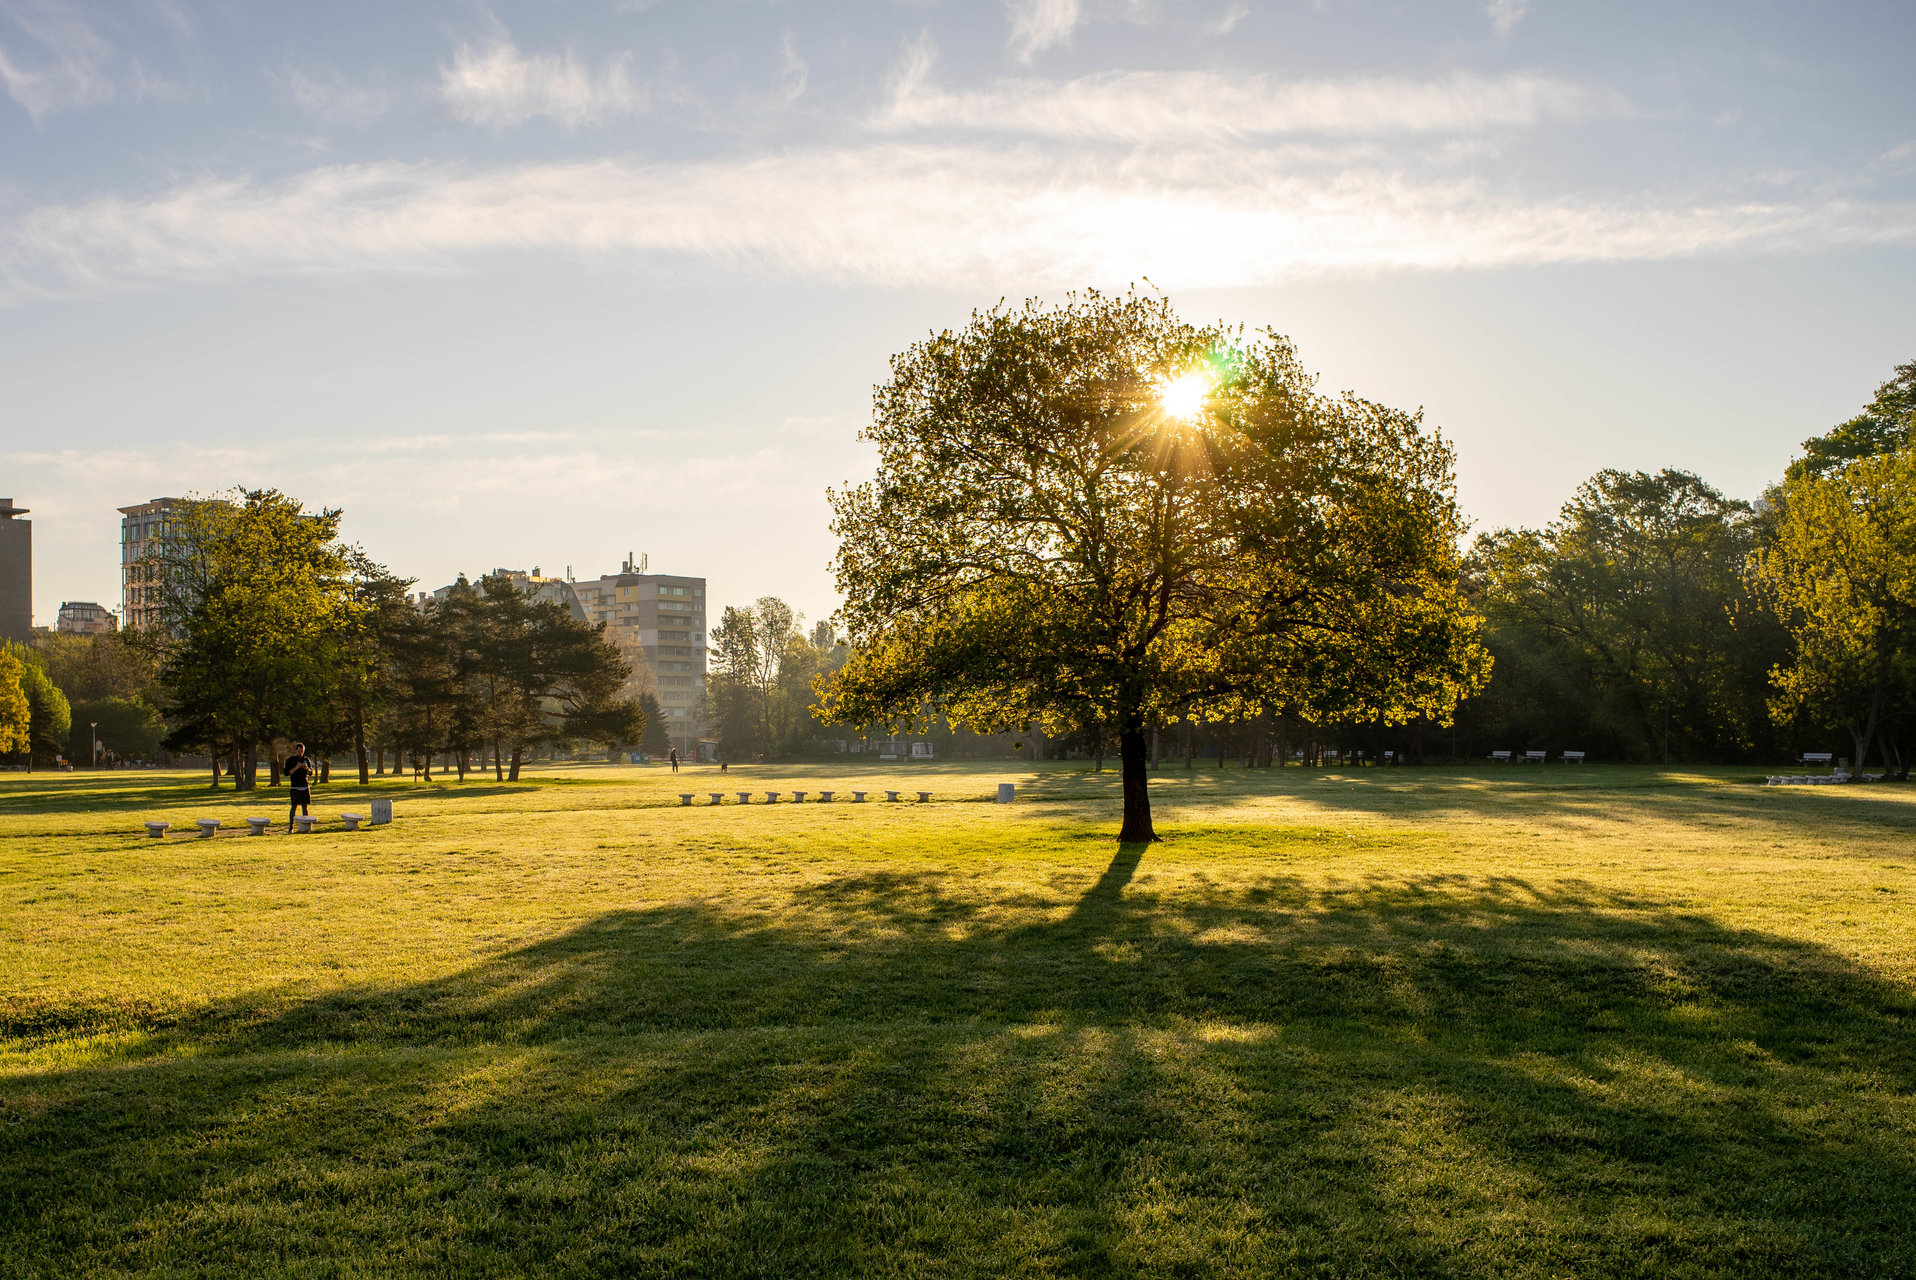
xmin=5 ymin=857 xmax=1916 ymax=1276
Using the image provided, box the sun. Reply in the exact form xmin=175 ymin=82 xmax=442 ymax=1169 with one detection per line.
xmin=1160 ymin=371 xmax=1209 ymax=420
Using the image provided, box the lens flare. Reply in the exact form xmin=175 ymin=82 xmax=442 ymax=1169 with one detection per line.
xmin=1160 ymin=371 xmax=1209 ymax=420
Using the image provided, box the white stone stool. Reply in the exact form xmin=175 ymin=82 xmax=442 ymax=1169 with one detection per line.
xmin=764 ymin=792 xmax=781 ymax=803
xmin=817 ymin=791 xmax=834 ymax=802
xmin=737 ymin=791 xmax=753 ymax=804
xmin=244 ymin=817 xmax=271 ymax=836
xmin=678 ymin=794 xmax=694 ymax=805
xmin=293 ymin=815 xmax=317 ymax=834
xmin=196 ymin=818 xmax=221 ymax=839
xmin=709 ymin=793 xmax=725 ymax=805
xmin=886 ymin=790 xmax=901 ymax=802
xmin=340 ymin=813 xmax=365 ymax=831
xmin=916 ymin=791 xmax=932 ymax=803
xmin=144 ymin=821 xmax=170 ymax=839
xmin=792 ymin=791 xmax=808 ymax=803
xmin=852 ymin=791 xmax=867 ymax=802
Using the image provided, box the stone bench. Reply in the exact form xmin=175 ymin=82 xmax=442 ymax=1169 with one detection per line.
xmin=678 ymin=794 xmax=694 ymax=805
xmin=764 ymin=792 xmax=781 ymax=803
xmin=737 ymin=792 xmax=754 ymax=804
xmin=817 ymin=791 xmax=834 ymax=802
xmin=709 ymin=793 xmax=725 ymax=805
xmin=852 ymin=791 xmax=867 ymax=802
xmin=917 ymin=791 xmax=932 ymax=802
xmin=144 ymin=821 xmax=170 ymax=839
xmin=340 ymin=813 xmax=365 ymax=831
xmin=196 ymin=819 xmax=221 ymax=839
xmin=792 ymin=791 xmax=808 ymax=803
xmin=293 ymin=815 xmax=317 ymax=834
xmin=886 ymin=790 xmax=901 ymax=802
xmin=244 ymin=817 xmax=271 ymax=836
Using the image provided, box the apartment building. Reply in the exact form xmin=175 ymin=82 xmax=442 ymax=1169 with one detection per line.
xmin=118 ymin=497 xmax=184 ymax=633
xmin=569 ymin=559 xmax=707 ymax=757
xmin=0 ymin=499 xmax=29 ymax=642
xmin=56 ymin=601 xmax=118 ymax=634
xmin=431 ymin=568 xmax=587 ymax=621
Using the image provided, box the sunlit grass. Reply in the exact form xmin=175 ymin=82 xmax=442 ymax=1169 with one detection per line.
xmin=3 ymin=761 xmax=1915 ymax=1276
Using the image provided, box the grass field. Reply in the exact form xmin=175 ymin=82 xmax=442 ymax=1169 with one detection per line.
xmin=3 ymin=760 xmax=1915 ymax=1278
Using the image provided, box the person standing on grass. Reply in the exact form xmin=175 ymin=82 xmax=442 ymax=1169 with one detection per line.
xmin=668 ymin=747 xmax=679 ymax=773
xmin=285 ymin=742 xmax=315 ymax=831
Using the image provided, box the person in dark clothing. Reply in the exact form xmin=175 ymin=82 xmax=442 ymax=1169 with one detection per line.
xmin=285 ymin=743 xmax=314 ymax=830
xmin=668 ymin=747 xmax=679 ymax=773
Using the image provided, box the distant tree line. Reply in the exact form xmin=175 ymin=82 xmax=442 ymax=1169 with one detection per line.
xmin=0 ymin=488 xmax=649 ymax=789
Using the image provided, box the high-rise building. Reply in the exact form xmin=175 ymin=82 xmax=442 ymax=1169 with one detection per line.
xmin=119 ymin=498 xmax=185 ymax=633
xmin=56 ymin=601 xmax=118 ymax=634
xmin=0 ymin=499 xmax=30 ymax=643
xmin=569 ymin=557 xmax=708 ymax=757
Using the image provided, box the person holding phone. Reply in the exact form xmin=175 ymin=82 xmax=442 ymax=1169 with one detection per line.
xmin=285 ymin=743 xmax=314 ymax=831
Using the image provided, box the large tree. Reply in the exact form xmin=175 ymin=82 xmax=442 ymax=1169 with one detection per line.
xmin=1752 ymin=446 xmax=1916 ymax=775
xmin=823 ymin=292 xmax=1487 ymax=841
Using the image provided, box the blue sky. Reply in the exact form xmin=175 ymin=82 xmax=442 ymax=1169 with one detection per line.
xmin=3 ymin=0 xmax=1913 ymax=628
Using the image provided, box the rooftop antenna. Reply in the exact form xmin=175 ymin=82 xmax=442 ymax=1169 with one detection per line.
xmin=623 ymin=551 xmax=648 ymax=574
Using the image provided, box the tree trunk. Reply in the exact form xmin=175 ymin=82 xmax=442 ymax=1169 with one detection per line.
xmin=509 ymin=745 xmax=522 ymax=782
xmin=421 ymin=752 xmax=432 ymax=781
xmin=1118 ymin=725 xmax=1157 ymax=843
xmin=356 ymin=710 xmax=370 ymax=785
xmin=494 ymin=737 xmax=505 ymax=782
xmin=456 ymin=748 xmax=468 ymax=781
xmin=235 ymin=744 xmax=255 ymax=791
xmin=319 ymin=756 xmax=331 ymax=783
xmin=209 ymin=751 xmax=221 ymax=789
xmin=268 ymin=751 xmax=282 ymax=787
xmin=1850 ymin=683 xmax=1883 ymax=780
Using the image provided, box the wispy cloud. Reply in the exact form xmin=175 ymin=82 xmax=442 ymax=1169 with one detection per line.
xmin=4 ymin=148 xmax=1909 ymax=304
xmin=277 ymin=66 xmax=394 ymax=127
xmin=439 ymin=38 xmax=645 ymax=127
xmin=1006 ymin=0 xmax=1081 ymax=63
xmin=0 ymin=0 xmax=182 ymax=120
xmin=1486 ymin=0 xmax=1530 ymax=38
xmin=874 ymin=64 xmax=1623 ymax=141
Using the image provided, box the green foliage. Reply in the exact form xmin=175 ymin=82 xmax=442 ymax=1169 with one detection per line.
xmin=31 ymin=632 xmax=156 ymax=704
xmin=1791 ymin=358 xmax=1916 ymax=480
xmin=142 ymin=491 xmax=370 ymax=785
xmin=708 ymin=597 xmax=810 ymax=759
xmin=636 ymin=690 xmax=670 ymax=756
xmin=7 ymin=642 xmax=71 ymax=763
xmin=68 ymin=696 xmax=167 ymax=764
xmin=0 ymin=648 xmax=29 ymax=756
xmin=824 ymin=292 xmax=1487 ymax=837
xmin=1464 ymin=469 xmax=1787 ymax=761
xmin=1752 ymin=447 xmax=1916 ymax=773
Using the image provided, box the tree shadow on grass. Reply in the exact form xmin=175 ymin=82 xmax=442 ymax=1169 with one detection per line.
xmin=4 ymin=850 xmax=1916 ymax=1277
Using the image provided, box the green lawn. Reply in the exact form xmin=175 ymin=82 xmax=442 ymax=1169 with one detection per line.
xmin=3 ymin=760 xmax=1914 ymax=1277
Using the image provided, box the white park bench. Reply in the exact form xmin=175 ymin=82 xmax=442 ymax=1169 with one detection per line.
xmin=917 ymin=791 xmax=932 ymax=803
xmin=196 ymin=819 xmax=221 ymax=839
xmin=737 ymin=791 xmax=754 ymax=804
xmin=852 ymin=791 xmax=867 ymax=802
xmin=817 ymin=791 xmax=834 ymax=802
xmin=886 ymin=790 xmax=902 ymax=802
xmin=792 ymin=791 xmax=808 ymax=803
xmin=709 ymin=793 xmax=725 ymax=805
xmin=1521 ymin=750 xmax=1546 ymax=764
xmin=678 ymin=794 xmax=694 ymax=805
xmin=1488 ymin=751 xmax=1512 ymax=763
xmin=144 ymin=821 xmax=170 ymax=839
xmin=293 ymin=815 xmax=317 ymax=834
xmin=1800 ymin=752 xmax=1834 ymax=766
xmin=340 ymin=813 xmax=365 ymax=831
xmin=1561 ymin=751 xmax=1586 ymax=764
xmin=244 ymin=817 xmax=271 ymax=836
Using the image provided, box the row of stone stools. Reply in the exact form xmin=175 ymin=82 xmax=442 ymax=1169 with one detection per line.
xmin=678 ymin=790 xmax=932 ymax=805
xmin=143 ymin=801 xmax=393 ymax=838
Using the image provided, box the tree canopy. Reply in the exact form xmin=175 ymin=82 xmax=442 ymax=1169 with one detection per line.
xmin=823 ymin=292 xmax=1488 ymax=840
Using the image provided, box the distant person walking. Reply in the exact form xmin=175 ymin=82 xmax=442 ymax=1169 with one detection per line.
xmin=668 ymin=747 xmax=680 ymax=774
xmin=285 ymin=743 xmax=314 ymax=831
